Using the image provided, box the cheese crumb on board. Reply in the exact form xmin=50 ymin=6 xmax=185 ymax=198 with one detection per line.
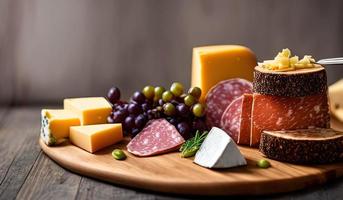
xmin=194 ymin=127 xmax=247 ymax=168
xmin=64 ymin=97 xmax=112 ymax=125
xmin=41 ymin=109 xmax=80 ymax=146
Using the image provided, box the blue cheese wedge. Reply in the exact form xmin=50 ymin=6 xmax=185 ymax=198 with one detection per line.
xmin=41 ymin=109 xmax=80 ymax=146
xmin=194 ymin=127 xmax=247 ymax=168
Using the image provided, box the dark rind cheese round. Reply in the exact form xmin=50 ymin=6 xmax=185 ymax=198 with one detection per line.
xmin=259 ymin=129 xmax=343 ymax=164
xmin=253 ymin=66 xmax=327 ymax=97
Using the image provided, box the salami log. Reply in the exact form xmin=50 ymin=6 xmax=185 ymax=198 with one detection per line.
xmin=205 ymin=79 xmax=252 ymax=128
xmin=127 ymin=119 xmax=185 ymax=157
xmin=220 ymin=94 xmax=253 ymax=145
xmin=251 ymin=93 xmax=330 ymax=147
xmin=260 ymin=129 xmax=343 ymax=164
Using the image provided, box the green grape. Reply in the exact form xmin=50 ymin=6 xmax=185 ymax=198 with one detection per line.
xmin=184 ymin=95 xmax=196 ymax=107
xmin=154 ymin=86 xmax=165 ymax=101
xmin=162 ymin=91 xmax=174 ymax=102
xmin=170 ymin=82 xmax=184 ymax=97
xmin=163 ymin=103 xmax=176 ymax=116
xmin=188 ymin=87 xmax=202 ymax=99
xmin=142 ymin=86 xmax=155 ymax=99
xmin=192 ymin=103 xmax=205 ymax=117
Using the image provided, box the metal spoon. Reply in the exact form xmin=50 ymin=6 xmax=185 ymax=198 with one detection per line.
xmin=316 ymin=57 xmax=343 ymax=65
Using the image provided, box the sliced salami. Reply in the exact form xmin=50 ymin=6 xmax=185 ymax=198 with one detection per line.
xmin=220 ymin=96 xmax=243 ymax=142
xmin=127 ymin=119 xmax=185 ymax=157
xmin=205 ymin=78 xmax=253 ymax=128
xmin=220 ymin=93 xmax=253 ymax=144
xmin=238 ymin=94 xmax=253 ymax=145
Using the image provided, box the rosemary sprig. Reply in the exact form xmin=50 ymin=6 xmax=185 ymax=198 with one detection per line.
xmin=180 ymin=130 xmax=208 ymax=158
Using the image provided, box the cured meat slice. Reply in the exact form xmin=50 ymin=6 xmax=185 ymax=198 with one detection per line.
xmin=251 ymin=93 xmax=330 ymax=147
xmin=127 ymin=119 xmax=185 ymax=157
xmin=238 ymin=94 xmax=253 ymax=145
xmin=220 ymin=96 xmax=243 ymax=142
xmin=260 ymin=129 xmax=343 ymax=164
xmin=205 ymin=78 xmax=252 ymax=128
xmin=253 ymin=66 xmax=327 ymax=97
xmin=220 ymin=94 xmax=253 ymax=145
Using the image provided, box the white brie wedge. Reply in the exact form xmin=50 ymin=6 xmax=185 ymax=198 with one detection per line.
xmin=194 ymin=127 xmax=247 ymax=168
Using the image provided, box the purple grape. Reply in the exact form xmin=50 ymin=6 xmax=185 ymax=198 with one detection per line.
xmin=119 ymin=108 xmax=129 ymax=117
xmin=170 ymin=100 xmax=179 ymax=106
xmin=158 ymin=99 xmax=164 ymax=106
xmin=176 ymin=103 xmax=189 ymax=117
xmin=128 ymin=103 xmax=142 ymax=115
xmin=131 ymin=91 xmax=146 ymax=104
xmin=107 ymin=87 xmax=121 ymax=104
xmin=168 ymin=117 xmax=178 ymax=126
xmin=177 ymin=122 xmax=191 ymax=139
xmin=112 ymin=111 xmax=126 ymax=123
xmin=107 ymin=116 xmax=114 ymax=123
xmin=192 ymin=119 xmax=207 ymax=131
xmin=124 ymin=116 xmax=135 ymax=129
xmin=141 ymin=103 xmax=151 ymax=112
xmin=135 ymin=114 xmax=147 ymax=129
xmin=131 ymin=128 xmax=141 ymax=138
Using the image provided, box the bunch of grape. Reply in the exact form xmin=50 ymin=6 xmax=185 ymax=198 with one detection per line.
xmin=106 ymin=82 xmax=208 ymax=139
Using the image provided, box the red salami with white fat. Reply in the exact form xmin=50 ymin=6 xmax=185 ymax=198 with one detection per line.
xmin=127 ymin=119 xmax=185 ymax=157
xmin=205 ymin=78 xmax=253 ymax=128
xmin=220 ymin=96 xmax=243 ymax=142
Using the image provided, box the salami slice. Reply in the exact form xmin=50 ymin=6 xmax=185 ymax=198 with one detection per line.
xmin=220 ymin=96 xmax=243 ymax=142
xmin=127 ymin=119 xmax=185 ymax=157
xmin=205 ymin=78 xmax=253 ymax=128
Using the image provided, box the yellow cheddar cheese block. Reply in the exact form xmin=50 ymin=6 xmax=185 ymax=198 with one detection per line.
xmin=70 ymin=124 xmax=123 ymax=153
xmin=64 ymin=97 xmax=112 ymax=125
xmin=41 ymin=109 xmax=80 ymax=146
xmin=191 ymin=45 xmax=257 ymax=101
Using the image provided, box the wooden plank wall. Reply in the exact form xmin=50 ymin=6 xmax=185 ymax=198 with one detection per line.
xmin=0 ymin=0 xmax=343 ymax=105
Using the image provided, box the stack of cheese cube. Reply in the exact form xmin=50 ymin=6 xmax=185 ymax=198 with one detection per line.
xmin=41 ymin=97 xmax=123 ymax=153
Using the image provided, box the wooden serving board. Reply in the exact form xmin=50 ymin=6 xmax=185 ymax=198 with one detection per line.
xmin=39 ymin=118 xmax=343 ymax=196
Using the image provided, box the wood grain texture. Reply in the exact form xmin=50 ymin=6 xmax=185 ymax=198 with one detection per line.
xmin=39 ymin=118 xmax=343 ymax=196
xmin=0 ymin=0 xmax=342 ymax=105
xmin=16 ymin=152 xmax=81 ymax=200
xmin=0 ymin=108 xmax=41 ymax=200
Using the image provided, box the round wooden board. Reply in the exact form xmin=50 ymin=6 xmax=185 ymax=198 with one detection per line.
xmin=39 ymin=118 xmax=343 ymax=196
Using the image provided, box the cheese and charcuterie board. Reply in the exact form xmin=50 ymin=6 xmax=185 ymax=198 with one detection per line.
xmin=40 ymin=46 xmax=343 ymax=196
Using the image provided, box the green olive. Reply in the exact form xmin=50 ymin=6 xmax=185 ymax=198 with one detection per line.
xmin=142 ymin=86 xmax=155 ymax=99
xmin=257 ymin=159 xmax=270 ymax=168
xmin=170 ymin=82 xmax=184 ymax=97
xmin=112 ymin=149 xmax=127 ymax=160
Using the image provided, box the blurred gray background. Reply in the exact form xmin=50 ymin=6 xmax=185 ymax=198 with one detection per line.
xmin=1 ymin=0 xmax=343 ymax=106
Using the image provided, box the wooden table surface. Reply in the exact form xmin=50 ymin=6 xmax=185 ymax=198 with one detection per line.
xmin=1 ymin=106 xmax=343 ymax=200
